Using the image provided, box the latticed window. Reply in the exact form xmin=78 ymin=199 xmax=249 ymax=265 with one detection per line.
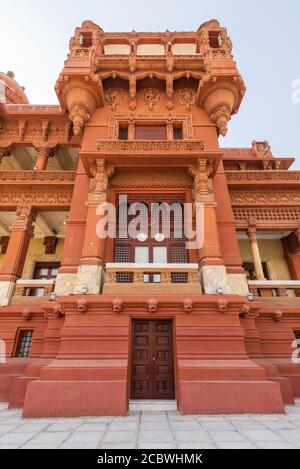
xmin=15 ymin=330 xmax=33 ymax=358
xmin=114 ymin=195 xmax=189 ymax=283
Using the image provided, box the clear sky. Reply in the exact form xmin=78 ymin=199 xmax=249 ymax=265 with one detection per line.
xmin=1 ymin=0 xmax=300 ymax=165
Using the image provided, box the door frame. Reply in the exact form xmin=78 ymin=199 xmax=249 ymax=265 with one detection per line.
xmin=128 ymin=317 xmax=177 ymax=401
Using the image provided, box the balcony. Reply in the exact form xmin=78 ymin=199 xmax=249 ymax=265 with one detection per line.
xmin=248 ymin=280 xmax=300 ymax=307
xmin=103 ymin=263 xmax=201 ymax=295
xmin=10 ymin=280 xmax=55 ymax=305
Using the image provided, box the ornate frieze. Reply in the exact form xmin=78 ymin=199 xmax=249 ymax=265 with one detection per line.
xmin=0 ymin=188 xmax=73 ymax=208
xmin=233 ymin=208 xmax=300 ymax=224
xmin=140 ymin=88 xmax=160 ymax=110
xmin=226 ymin=171 xmax=300 ymax=182
xmin=178 ymin=88 xmax=196 ymax=110
xmin=110 ymin=173 xmax=193 ymax=189
xmin=0 ymin=171 xmax=76 ymax=184
xmin=105 ymin=87 xmax=126 ymax=111
xmin=96 ymin=140 xmax=205 ymax=152
xmin=230 ymin=190 xmax=300 ymax=206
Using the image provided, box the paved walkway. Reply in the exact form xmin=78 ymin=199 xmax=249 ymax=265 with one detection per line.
xmin=0 ymin=401 xmax=300 ymax=449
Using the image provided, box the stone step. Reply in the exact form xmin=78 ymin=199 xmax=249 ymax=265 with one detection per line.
xmin=129 ymin=400 xmax=178 ymax=412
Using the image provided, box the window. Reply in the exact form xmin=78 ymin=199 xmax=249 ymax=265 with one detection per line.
xmin=119 ymin=126 xmax=128 ymax=140
xmin=295 ymin=331 xmax=300 ymax=341
xmin=31 ymin=262 xmax=60 ymax=297
xmin=173 ymin=127 xmax=183 ymax=140
xmin=135 ymin=126 xmax=167 ymax=140
xmin=209 ymin=31 xmax=222 ymax=49
xmin=15 ymin=330 xmax=33 ymax=358
xmin=80 ymin=32 xmax=93 ymax=48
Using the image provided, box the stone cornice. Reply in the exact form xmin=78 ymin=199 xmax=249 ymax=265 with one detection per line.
xmin=226 ymin=170 xmax=300 ymax=186
xmin=0 ymin=171 xmax=76 ymax=185
xmin=230 ymin=190 xmax=300 ymax=206
xmin=0 ymin=188 xmax=73 ymax=208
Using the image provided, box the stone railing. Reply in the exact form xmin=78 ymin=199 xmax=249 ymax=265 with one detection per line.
xmin=248 ymin=280 xmax=300 ymax=298
xmin=14 ymin=280 xmax=55 ymax=298
xmin=103 ymin=263 xmax=201 ymax=295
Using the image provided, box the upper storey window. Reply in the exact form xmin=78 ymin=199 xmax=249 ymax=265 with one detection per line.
xmin=208 ymin=31 xmax=222 ymax=48
xmin=80 ymin=32 xmax=93 ymax=48
xmin=135 ymin=126 xmax=167 ymax=140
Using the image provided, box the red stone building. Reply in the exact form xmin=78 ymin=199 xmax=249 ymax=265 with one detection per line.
xmin=0 ymin=19 xmax=299 ymax=417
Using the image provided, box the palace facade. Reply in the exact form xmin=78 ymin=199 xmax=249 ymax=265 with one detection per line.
xmin=0 ymin=19 xmax=299 ymax=417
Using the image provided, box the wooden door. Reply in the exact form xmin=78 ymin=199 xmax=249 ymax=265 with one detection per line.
xmin=131 ymin=320 xmax=175 ymax=400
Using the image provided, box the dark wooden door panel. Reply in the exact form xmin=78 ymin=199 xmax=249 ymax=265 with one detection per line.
xmin=131 ymin=320 xmax=175 ymax=400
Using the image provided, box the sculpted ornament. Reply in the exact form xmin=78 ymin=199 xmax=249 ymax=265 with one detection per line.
xmin=147 ymin=298 xmax=159 ymax=314
xmin=113 ymin=299 xmax=124 ymax=314
xmin=105 ymin=87 xmax=126 ymax=111
xmin=240 ymin=304 xmax=251 ymax=318
xmin=77 ymin=299 xmax=89 ymax=314
xmin=22 ymin=309 xmax=33 ymax=321
xmin=217 ymin=298 xmax=228 ymax=313
xmin=140 ymin=88 xmax=160 ymax=111
xmin=272 ymin=310 xmax=283 ymax=322
xmin=178 ymin=88 xmax=196 ymax=111
xmin=53 ymin=303 xmax=65 ymax=319
xmin=182 ymin=298 xmax=194 ymax=313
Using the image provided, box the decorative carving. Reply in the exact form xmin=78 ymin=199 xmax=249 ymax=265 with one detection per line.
xmin=178 ymin=88 xmax=196 ymax=111
xmin=0 ymin=188 xmax=73 ymax=208
xmin=240 ymin=304 xmax=251 ymax=318
xmin=53 ymin=303 xmax=65 ymax=319
xmin=226 ymin=171 xmax=300 ymax=183
xmin=210 ymin=106 xmax=231 ymax=137
xmin=230 ymin=191 xmax=300 ymax=206
xmin=272 ymin=310 xmax=283 ymax=322
xmin=182 ymin=298 xmax=194 ymax=313
xmin=252 ymin=141 xmax=272 ymax=158
xmin=43 ymin=237 xmax=58 ymax=255
xmin=112 ymin=298 xmax=124 ymax=314
xmin=97 ymin=140 xmax=205 ymax=155
xmin=105 ymin=87 xmax=126 ymax=111
xmin=233 ymin=207 xmax=300 ymax=224
xmin=69 ymin=105 xmax=90 ymax=135
xmin=217 ymin=298 xmax=228 ymax=313
xmin=111 ymin=173 xmax=193 ymax=190
xmin=77 ymin=298 xmax=89 ymax=314
xmin=140 ymin=88 xmax=160 ymax=111
xmin=147 ymin=298 xmax=159 ymax=314
xmin=22 ymin=309 xmax=33 ymax=321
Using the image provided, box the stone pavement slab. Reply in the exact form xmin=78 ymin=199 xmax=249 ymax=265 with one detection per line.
xmin=0 ymin=402 xmax=298 ymax=449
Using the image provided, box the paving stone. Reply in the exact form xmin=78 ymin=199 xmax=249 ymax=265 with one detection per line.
xmin=140 ymin=421 xmax=170 ymax=431
xmin=256 ymin=441 xmax=297 ymax=449
xmin=216 ymin=442 xmax=257 ymax=449
xmin=138 ymin=442 xmax=176 ymax=449
xmin=45 ymin=422 xmax=81 ymax=432
xmin=139 ymin=430 xmax=174 ymax=443
xmin=0 ymin=424 xmax=20 ymax=433
xmin=209 ymin=430 xmax=246 ymax=442
xmin=109 ymin=421 xmax=139 ymax=431
xmin=175 ymin=430 xmax=211 ymax=442
xmin=99 ymin=443 xmax=137 ymax=449
xmin=242 ymin=430 xmax=284 ymax=442
xmin=76 ymin=423 xmax=108 ymax=432
xmin=14 ymin=422 xmax=50 ymax=433
xmin=169 ymin=420 xmax=201 ymax=431
xmin=22 ymin=444 xmax=61 ymax=449
xmin=177 ymin=442 xmax=217 ymax=449
xmin=103 ymin=431 xmax=137 ymax=443
xmin=29 ymin=432 xmax=70 ymax=445
xmin=0 ymin=432 xmax=37 ymax=445
xmin=64 ymin=432 xmax=104 ymax=444
xmin=277 ymin=429 xmax=300 ymax=442
xmin=59 ymin=443 xmax=98 ymax=449
xmin=201 ymin=421 xmax=236 ymax=431
xmin=228 ymin=420 xmax=267 ymax=431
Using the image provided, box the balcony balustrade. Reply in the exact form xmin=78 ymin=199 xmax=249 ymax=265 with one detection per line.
xmin=103 ymin=263 xmax=201 ymax=295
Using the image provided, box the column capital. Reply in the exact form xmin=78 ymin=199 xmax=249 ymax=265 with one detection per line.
xmin=88 ymin=160 xmax=115 ymax=205
xmin=189 ymin=158 xmax=215 ymax=204
xmin=10 ymin=205 xmax=37 ymax=235
xmin=247 ymin=218 xmax=257 ymax=243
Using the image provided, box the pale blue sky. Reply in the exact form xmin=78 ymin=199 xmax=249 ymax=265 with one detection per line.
xmin=1 ymin=0 xmax=300 ymax=165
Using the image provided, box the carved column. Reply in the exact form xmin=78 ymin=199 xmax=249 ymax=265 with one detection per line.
xmin=0 ymin=206 xmax=36 ymax=306
xmin=34 ymin=146 xmax=55 ymax=171
xmin=55 ymin=160 xmax=90 ymax=295
xmin=74 ymin=159 xmax=114 ymax=294
xmin=247 ymin=220 xmax=265 ymax=281
xmin=190 ymin=159 xmax=231 ymax=294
